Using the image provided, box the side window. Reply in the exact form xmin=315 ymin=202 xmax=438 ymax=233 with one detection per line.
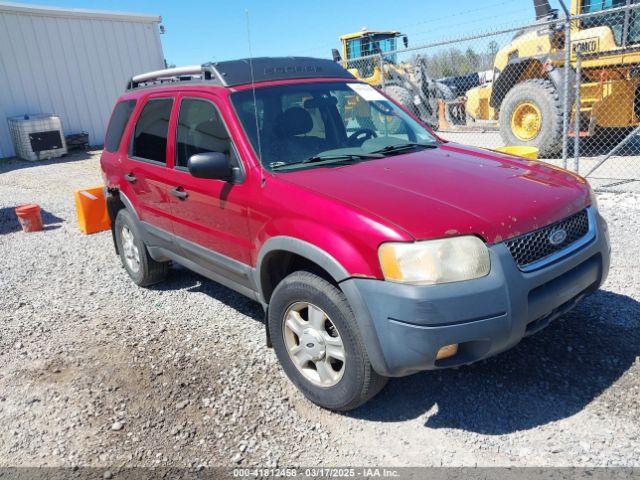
xmin=176 ymin=98 xmax=231 ymax=168
xmin=131 ymin=98 xmax=173 ymax=163
xmin=581 ymin=0 xmax=626 ymax=13
xmin=627 ymin=1 xmax=640 ymax=44
xmin=104 ymin=100 xmax=136 ymax=153
xmin=346 ymin=38 xmax=361 ymax=59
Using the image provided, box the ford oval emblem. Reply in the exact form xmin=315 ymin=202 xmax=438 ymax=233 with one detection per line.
xmin=548 ymin=229 xmax=568 ymax=246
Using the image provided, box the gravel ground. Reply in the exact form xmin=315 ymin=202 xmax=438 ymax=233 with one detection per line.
xmin=1 ymin=151 xmax=639 ymax=468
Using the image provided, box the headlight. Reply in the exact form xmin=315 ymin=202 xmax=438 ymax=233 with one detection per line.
xmin=378 ymin=236 xmax=491 ymax=285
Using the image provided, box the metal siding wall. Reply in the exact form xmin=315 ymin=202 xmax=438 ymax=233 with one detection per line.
xmin=0 ymin=10 xmax=164 ymax=158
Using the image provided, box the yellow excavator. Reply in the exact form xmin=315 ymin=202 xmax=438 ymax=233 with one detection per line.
xmin=465 ymin=0 xmax=640 ymax=157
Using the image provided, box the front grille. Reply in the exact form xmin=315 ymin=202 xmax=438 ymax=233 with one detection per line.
xmin=505 ymin=209 xmax=590 ymax=268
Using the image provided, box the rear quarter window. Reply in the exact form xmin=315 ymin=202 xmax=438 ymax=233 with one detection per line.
xmin=131 ymin=98 xmax=174 ymax=163
xmin=104 ymin=100 xmax=137 ymax=153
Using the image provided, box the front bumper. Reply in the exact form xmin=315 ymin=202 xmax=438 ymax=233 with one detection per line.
xmin=341 ymin=208 xmax=611 ymax=377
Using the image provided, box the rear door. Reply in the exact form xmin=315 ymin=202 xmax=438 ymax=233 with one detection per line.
xmin=167 ymin=93 xmax=253 ymax=280
xmin=123 ymin=95 xmax=177 ymax=247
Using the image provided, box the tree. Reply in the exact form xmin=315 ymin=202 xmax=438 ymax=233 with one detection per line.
xmin=488 ymin=40 xmax=499 ymax=59
xmin=465 ymin=47 xmax=481 ymax=70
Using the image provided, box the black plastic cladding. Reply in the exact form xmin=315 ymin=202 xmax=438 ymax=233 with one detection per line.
xmin=505 ymin=210 xmax=590 ymax=268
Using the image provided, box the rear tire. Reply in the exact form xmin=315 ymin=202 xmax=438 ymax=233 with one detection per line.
xmin=499 ymin=79 xmax=563 ymax=158
xmin=114 ymin=209 xmax=168 ymax=287
xmin=268 ymin=271 xmax=387 ymax=411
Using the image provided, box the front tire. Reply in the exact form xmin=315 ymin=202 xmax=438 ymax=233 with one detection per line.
xmin=499 ymin=79 xmax=563 ymax=158
xmin=383 ymin=84 xmax=438 ymax=129
xmin=114 ymin=209 xmax=168 ymax=287
xmin=384 ymin=85 xmax=416 ymax=115
xmin=268 ymin=271 xmax=387 ymax=411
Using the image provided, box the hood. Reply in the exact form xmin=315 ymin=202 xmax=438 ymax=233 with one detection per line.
xmin=276 ymin=143 xmax=590 ymax=244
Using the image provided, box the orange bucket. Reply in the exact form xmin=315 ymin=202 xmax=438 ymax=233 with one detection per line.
xmin=15 ymin=204 xmax=44 ymax=232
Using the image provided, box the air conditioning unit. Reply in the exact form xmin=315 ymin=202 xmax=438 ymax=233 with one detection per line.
xmin=7 ymin=114 xmax=68 ymax=161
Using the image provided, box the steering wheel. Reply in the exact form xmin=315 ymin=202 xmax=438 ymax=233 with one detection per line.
xmin=348 ymin=128 xmax=377 ymax=146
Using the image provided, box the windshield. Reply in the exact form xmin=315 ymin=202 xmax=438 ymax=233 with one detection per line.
xmin=231 ymin=81 xmax=438 ymax=171
xmin=581 ymin=0 xmax=627 ymax=44
xmin=346 ymin=35 xmax=398 ymax=63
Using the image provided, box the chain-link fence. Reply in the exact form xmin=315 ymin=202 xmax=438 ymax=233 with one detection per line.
xmin=341 ymin=1 xmax=640 ymax=192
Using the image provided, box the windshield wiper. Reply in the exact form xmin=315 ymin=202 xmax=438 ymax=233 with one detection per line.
xmin=371 ymin=143 xmax=438 ymax=155
xmin=303 ymin=153 xmax=383 ymax=164
xmin=271 ymin=153 xmax=383 ymax=171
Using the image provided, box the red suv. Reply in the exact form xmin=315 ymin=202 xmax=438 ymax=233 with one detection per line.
xmin=101 ymin=57 xmax=610 ymax=411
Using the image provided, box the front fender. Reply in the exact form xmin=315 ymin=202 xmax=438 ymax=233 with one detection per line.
xmin=257 ymin=236 xmax=351 ymax=287
xmin=490 ymin=58 xmax=545 ymax=108
xmin=254 ymin=217 xmax=393 ymax=282
xmin=255 ymin=231 xmax=393 ymax=377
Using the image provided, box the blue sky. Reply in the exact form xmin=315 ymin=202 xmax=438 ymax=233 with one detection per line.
xmin=14 ymin=0 xmax=562 ymax=65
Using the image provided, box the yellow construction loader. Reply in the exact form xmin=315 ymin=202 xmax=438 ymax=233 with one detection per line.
xmin=332 ymin=29 xmax=463 ymax=129
xmin=334 ymin=30 xmax=405 ymax=86
xmin=465 ymin=0 xmax=640 ymax=157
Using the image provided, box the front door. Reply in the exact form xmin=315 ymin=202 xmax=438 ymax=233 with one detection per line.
xmin=167 ymin=94 xmax=253 ymax=283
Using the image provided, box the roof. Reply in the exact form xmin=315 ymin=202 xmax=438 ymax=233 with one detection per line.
xmin=213 ymin=57 xmax=355 ymax=87
xmin=127 ymin=57 xmax=355 ymax=90
xmin=340 ymin=30 xmax=401 ymax=41
xmin=0 ymin=1 xmax=161 ymax=23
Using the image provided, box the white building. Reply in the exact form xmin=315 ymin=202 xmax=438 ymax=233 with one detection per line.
xmin=0 ymin=1 xmax=165 ymax=158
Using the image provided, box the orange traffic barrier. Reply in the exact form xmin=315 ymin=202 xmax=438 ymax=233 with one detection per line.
xmin=15 ymin=204 xmax=44 ymax=232
xmin=74 ymin=186 xmax=110 ymax=234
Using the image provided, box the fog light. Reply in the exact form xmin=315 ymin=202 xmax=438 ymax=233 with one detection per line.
xmin=436 ymin=344 xmax=458 ymax=360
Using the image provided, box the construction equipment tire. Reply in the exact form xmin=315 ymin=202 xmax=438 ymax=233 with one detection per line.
xmin=499 ymin=79 xmax=563 ymax=158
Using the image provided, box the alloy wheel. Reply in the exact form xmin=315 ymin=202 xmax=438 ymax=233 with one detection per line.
xmin=282 ymin=302 xmax=346 ymax=387
xmin=121 ymin=225 xmax=141 ymax=273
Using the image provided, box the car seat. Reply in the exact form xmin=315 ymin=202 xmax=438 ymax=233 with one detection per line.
xmin=270 ymin=107 xmax=322 ymax=163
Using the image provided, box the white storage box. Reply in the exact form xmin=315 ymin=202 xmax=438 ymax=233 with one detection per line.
xmin=7 ymin=114 xmax=67 ymax=161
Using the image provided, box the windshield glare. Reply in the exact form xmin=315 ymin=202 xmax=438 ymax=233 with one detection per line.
xmin=231 ymin=82 xmax=438 ymax=171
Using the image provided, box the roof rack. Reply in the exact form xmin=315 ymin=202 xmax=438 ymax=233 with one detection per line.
xmin=126 ymin=57 xmax=355 ymax=91
xmin=126 ymin=64 xmax=223 ymax=90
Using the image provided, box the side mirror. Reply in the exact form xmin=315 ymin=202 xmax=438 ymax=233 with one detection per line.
xmin=187 ymin=152 xmax=232 ymax=180
xmin=332 ymin=48 xmax=342 ymax=62
xmin=402 ymin=36 xmax=408 ymax=48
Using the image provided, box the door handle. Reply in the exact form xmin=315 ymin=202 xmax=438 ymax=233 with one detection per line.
xmin=124 ymin=173 xmax=136 ymax=183
xmin=170 ymin=186 xmax=188 ymax=200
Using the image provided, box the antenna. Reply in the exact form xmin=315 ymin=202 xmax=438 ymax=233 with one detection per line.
xmin=245 ymin=9 xmax=265 ymax=186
